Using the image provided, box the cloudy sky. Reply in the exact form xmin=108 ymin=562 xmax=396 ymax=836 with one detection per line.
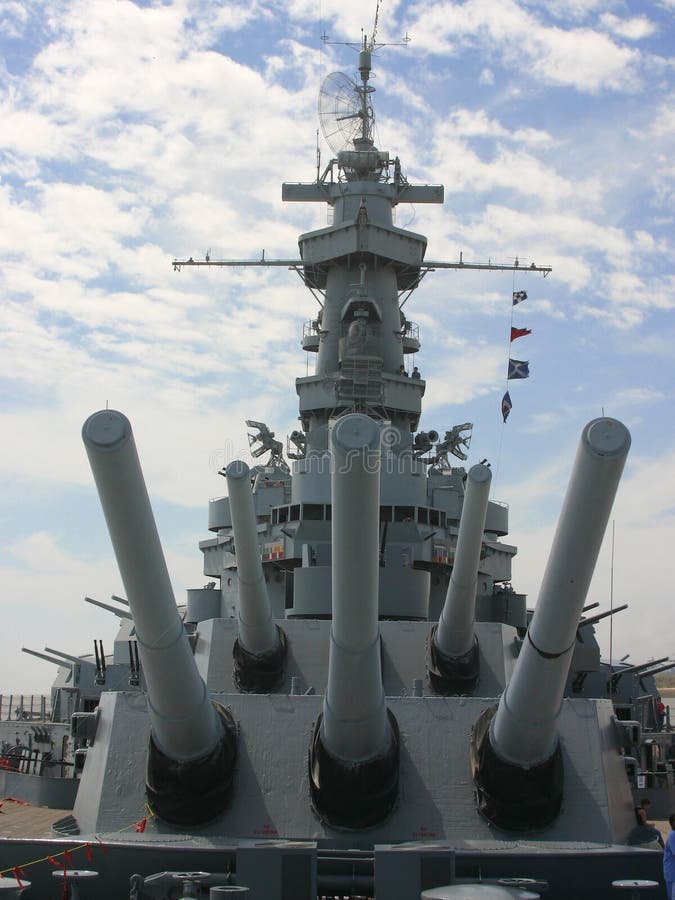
xmin=1 ymin=0 xmax=673 ymax=694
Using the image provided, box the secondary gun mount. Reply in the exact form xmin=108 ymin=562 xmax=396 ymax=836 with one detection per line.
xmin=309 ymin=414 xmax=399 ymax=828
xmin=428 ymin=463 xmax=492 ymax=693
xmin=82 ymin=410 xmax=237 ymax=825
xmin=472 ymin=417 xmax=631 ymax=830
xmin=609 ymin=656 xmax=670 ymax=691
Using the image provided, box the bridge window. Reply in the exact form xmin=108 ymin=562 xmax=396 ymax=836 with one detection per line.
xmin=302 ymin=504 xmax=324 ymax=520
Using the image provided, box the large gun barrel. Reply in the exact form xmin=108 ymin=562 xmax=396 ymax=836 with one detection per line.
xmin=615 ymin=656 xmax=669 ymax=677
xmin=609 ymin=656 xmax=670 ymax=691
xmin=309 ymin=414 xmax=398 ymax=828
xmin=22 ymin=647 xmax=75 ymax=668
xmin=638 ymin=661 xmax=675 ymax=679
xmin=84 ymin=595 xmax=133 ymax=619
xmin=225 ymin=460 xmax=285 ymax=690
xmin=577 ymin=603 xmax=628 ymax=629
xmin=472 ymin=417 xmax=630 ymax=830
xmin=43 ymin=647 xmax=86 ymax=665
xmin=429 ymin=463 xmax=491 ymax=693
xmin=82 ymin=410 xmax=236 ymax=824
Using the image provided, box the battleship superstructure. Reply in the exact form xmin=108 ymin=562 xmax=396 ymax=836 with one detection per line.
xmin=0 ymin=40 xmax=667 ymax=900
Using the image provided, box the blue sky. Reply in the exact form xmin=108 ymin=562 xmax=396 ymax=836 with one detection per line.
xmin=1 ymin=0 xmax=673 ymax=693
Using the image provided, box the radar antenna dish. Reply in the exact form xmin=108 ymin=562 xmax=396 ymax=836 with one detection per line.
xmin=318 ymin=71 xmax=374 ymax=155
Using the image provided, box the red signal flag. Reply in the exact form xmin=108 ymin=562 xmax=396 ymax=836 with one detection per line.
xmin=510 ymin=326 xmax=532 ymax=342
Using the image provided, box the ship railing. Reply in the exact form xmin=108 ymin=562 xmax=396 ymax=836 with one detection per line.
xmin=302 ymin=319 xmax=321 ymax=353
xmin=0 ymin=694 xmax=52 ymax=723
xmin=401 ymin=320 xmax=419 ymax=341
xmin=634 ymin=758 xmax=674 ymax=790
xmin=632 ymin=694 xmax=667 ymax=734
xmin=303 ymin=319 xmax=320 ymax=339
xmin=0 ymin=746 xmax=52 ymax=776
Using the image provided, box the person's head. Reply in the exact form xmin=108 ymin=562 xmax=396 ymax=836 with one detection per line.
xmin=640 ymin=798 xmax=651 ymax=810
xmin=669 ymin=812 xmax=675 ymax=829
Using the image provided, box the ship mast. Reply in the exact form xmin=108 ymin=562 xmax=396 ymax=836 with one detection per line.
xmin=172 ymin=47 xmax=551 ymax=460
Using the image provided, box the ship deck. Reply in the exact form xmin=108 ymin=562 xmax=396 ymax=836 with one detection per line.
xmin=0 ymin=799 xmax=70 ymax=839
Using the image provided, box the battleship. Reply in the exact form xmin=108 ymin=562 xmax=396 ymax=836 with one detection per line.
xmin=0 ymin=36 xmax=670 ymax=900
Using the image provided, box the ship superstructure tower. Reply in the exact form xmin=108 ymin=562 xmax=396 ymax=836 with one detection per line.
xmin=283 ymin=44 xmax=445 ymax=621
xmin=201 ymin=45 xmax=522 ymax=635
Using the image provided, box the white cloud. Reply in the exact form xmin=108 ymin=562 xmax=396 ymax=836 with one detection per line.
xmin=445 ymin=109 xmax=553 ymax=147
xmin=610 ymin=387 xmax=667 ymax=406
xmin=0 ymin=0 xmax=673 ymax=696
xmin=600 ymin=13 xmax=658 ymax=41
xmin=422 ymin=343 xmax=504 ymax=410
xmin=505 ymin=441 xmax=675 ymax=663
xmin=407 ymin=0 xmax=643 ymax=93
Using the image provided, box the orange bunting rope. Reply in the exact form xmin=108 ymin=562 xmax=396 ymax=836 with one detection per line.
xmin=0 ymin=795 xmax=157 ymax=882
xmin=0 ymin=798 xmax=160 ymax=883
xmin=94 ymin=835 xmax=108 ymax=854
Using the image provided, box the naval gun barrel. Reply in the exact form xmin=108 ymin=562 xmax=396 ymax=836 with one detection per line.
xmin=472 ymin=417 xmax=630 ymax=830
xmin=429 ymin=463 xmax=492 ymax=693
xmin=22 ymin=647 xmax=77 ymax=669
xmin=610 ymin=656 xmax=670 ymax=690
xmin=225 ymin=460 xmax=285 ymax=690
xmin=615 ymin=657 xmax=669 ymax=678
xmin=309 ymin=414 xmax=399 ymax=828
xmin=577 ymin=603 xmax=628 ymax=628
xmin=44 ymin=647 xmax=88 ymax=666
xmin=84 ymin=595 xmax=133 ymax=619
xmin=638 ymin=661 xmax=675 ymax=679
xmin=82 ymin=410 xmax=236 ymax=825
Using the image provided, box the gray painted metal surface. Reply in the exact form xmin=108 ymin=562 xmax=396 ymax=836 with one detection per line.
xmin=82 ymin=410 xmax=222 ymax=762
xmin=436 ymin=464 xmax=492 ymax=659
xmin=225 ymin=461 xmax=278 ymax=656
xmin=491 ymin=418 xmax=631 ymax=767
xmin=73 ymin=691 xmax=633 ymax=844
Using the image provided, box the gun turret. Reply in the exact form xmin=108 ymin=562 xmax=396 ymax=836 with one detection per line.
xmin=309 ymin=414 xmax=399 ymax=828
xmin=225 ymin=460 xmax=286 ymax=691
xmin=82 ymin=410 xmax=236 ymax=825
xmin=429 ymin=463 xmax=492 ymax=693
xmin=472 ymin=417 xmax=630 ymax=830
